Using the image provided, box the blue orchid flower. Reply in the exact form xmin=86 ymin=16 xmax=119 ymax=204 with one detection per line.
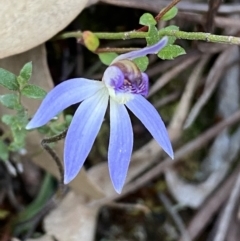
xmin=26 ymin=37 xmax=173 ymax=193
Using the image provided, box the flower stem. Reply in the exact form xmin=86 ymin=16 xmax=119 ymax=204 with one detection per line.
xmin=41 ymin=129 xmax=68 ymax=192
xmin=56 ymin=30 xmax=240 ymax=45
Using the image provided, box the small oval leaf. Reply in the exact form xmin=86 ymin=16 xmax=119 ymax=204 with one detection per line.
xmin=159 ymin=25 xmax=179 ymax=45
xmin=19 ymin=62 xmax=33 ymax=85
xmin=158 ymin=44 xmax=186 ymax=60
xmin=0 ymin=68 xmax=19 ymax=90
xmin=161 ymin=6 xmax=178 ymax=21
xmin=133 ymin=56 xmax=149 ymax=72
xmin=147 ymin=25 xmax=160 ymax=45
xmin=99 ymin=52 xmax=118 ymax=66
xmin=21 ymin=84 xmax=47 ymax=99
xmin=139 ymin=13 xmax=156 ymax=26
xmin=0 ymin=94 xmax=21 ymax=110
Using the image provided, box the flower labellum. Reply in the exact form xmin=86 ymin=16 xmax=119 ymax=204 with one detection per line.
xmin=26 ymin=37 xmax=174 ymax=193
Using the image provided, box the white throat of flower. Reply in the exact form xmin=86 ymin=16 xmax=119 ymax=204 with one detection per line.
xmin=106 ymin=86 xmax=134 ymax=104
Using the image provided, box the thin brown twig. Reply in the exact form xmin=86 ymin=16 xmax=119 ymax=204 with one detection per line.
xmin=155 ymin=0 xmax=181 ymax=21
xmin=41 ymin=129 xmax=68 ymax=192
xmin=159 ymin=193 xmax=191 ymax=241
xmin=153 ymin=90 xmax=181 ymax=108
xmin=137 ymin=0 xmax=182 ymax=32
xmin=178 ymin=12 xmax=240 ymax=31
xmin=146 ymin=50 xmax=200 ymax=78
xmin=179 ymin=163 xmax=240 ymax=241
xmin=213 ymin=172 xmax=240 ymax=241
xmin=168 ymin=55 xmax=210 ymax=139
xmin=106 ymin=202 xmax=151 ymax=214
xmin=148 ymin=54 xmax=200 ymax=97
xmin=184 ymin=47 xmax=234 ymax=129
xmin=205 ymin=0 xmax=222 ymax=32
xmin=100 ymin=0 xmax=240 ymax=14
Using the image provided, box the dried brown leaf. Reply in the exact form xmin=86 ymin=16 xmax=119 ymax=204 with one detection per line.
xmin=44 ymin=192 xmax=99 ymax=241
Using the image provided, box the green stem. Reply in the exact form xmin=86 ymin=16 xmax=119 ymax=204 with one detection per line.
xmin=56 ymin=30 xmax=240 ymax=45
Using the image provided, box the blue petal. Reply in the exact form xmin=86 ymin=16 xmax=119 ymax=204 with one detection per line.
xmin=109 ymin=99 xmax=133 ymax=193
xmin=112 ymin=37 xmax=168 ymax=63
xmin=26 ymin=78 xmax=104 ymax=129
xmin=64 ymin=88 xmax=109 ymax=184
xmin=126 ymin=95 xmax=174 ymax=159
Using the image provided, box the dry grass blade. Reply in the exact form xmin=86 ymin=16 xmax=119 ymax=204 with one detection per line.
xmin=159 ymin=193 xmax=191 ymax=241
xmin=179 ymin=164 xmax=240 ymax=241
xmin=184 ymin=47 xmax=234 ymax=129
xmin=213 ymin=173 xmax=240 ymax=241
xmin=147 ymin=50 xmax=200 ymax=78
xmin=178 ymin=12 xmax=240 ymax=31
xmin=149 ymin=55 xmax=200 ymax=97
xmin=168 ymin=55 xmax=210 ymax=140
xmin=153 ymin=90 xmax=181 ymax=108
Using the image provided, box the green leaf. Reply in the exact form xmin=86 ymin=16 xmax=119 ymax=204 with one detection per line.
xmin=139 ymin=13 xmax=156 ymax=26
xmin=65 ymin=114 xmax=73 ymax=126
xmin=82 ymin=31 xmax=100 ymax=52
xmin=0 ymin=94 xmax=21 ymax=110
xmin=133 ymin=56 xmax=149 ymax=72
xmin=10 ymin=127 xmax=27 ymax=151
xmin=4 ymin=114 xmax=28 ymax=151
xmin=13 ymin=173 xmax=54 ymax=236
xmin=21 ymin=84 xmax=47 ymax=99
xmin=2 ymin=115 xmax=14 ymax=126
xmin=18 ymin=62 xmax=32 ymax=86
xmin=0 ymin=68 xmax=19 ymax=90
xmin=0 ymin=140 xmax=9 ymax=161
xmin=2 ymin=112 xmax=28 ymax=130
xmin=99 ymin=52 xmax=118 ymax=66
xmin=158 ymin=44 xmax=186 ymax=60
xmin=161 ymin=6 xmax=178 ymax=21
xmin=159 ymin=25 xmax=179 ymax=45
xmin=146 ymin=25 xmax=160 ymax=45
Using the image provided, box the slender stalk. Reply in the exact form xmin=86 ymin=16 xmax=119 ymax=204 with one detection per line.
xmin=56 ymin=30 xmax=240 ymax=45
xmin=41 ymin=129 xmax=68 ymax=192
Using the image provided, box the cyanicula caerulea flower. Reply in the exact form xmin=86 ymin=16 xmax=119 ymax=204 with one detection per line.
xmin=26 ymin=37 xmax=173 ymax=193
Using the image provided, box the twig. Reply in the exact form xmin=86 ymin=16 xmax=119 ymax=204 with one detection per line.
xmin=159 ymin=193 xmax=191 ymax=241
xmin=153 ymin=90 xmax=181 ymax=108
xmin=184 ymin=47 xmax=234 ymax=128
xmin=205 ymin=0 xmax=222 ymax=32
xmin=137 ymin=0 xmax=182 ymax=32
xmin=148 ymin=54 xmax=200 ymax=97
xmin=213 ymin=171 xmax=240 ymax=241
xmin=41 ymin=129 xmax=68 ymax=192
xmin=168 ymin=55 xmax=210 ymax=140
xmin=146 ymin=50 xmax=200 ymax=78
xmin=106 ymin=202 xmax=151 ymax=214
xmin=179 ymin=163 xmax=240 ymax=241
xmin=178 ymin=13 xmax=240 ymax=31
xmin=100 ymin=0 xmax=240 ymax=14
